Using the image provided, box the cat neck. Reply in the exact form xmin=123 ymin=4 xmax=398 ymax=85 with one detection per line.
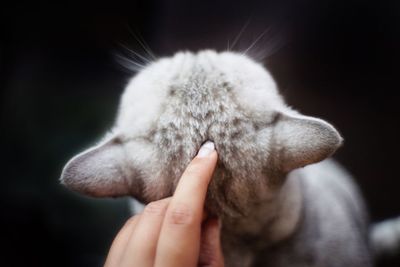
xmin=221 ymin=170 xmax=303 ymax=247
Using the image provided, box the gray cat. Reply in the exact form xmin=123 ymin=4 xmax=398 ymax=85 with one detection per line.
xmin=61 ymin=50 xmax=399 ymax=266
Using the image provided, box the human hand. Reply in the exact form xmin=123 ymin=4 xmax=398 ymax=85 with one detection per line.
xmin=104 ymin=141 xmax=224 ymax=267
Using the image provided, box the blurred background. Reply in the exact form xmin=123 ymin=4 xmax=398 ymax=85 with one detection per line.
xmin=1 ymin=0 xmax=399 ymax=266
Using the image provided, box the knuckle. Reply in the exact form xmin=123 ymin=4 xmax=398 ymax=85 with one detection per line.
xmin=166 ymin=204 xmax=195 ymax=226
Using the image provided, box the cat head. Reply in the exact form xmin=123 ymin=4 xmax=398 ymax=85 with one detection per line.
xmin=61 ymin=50 xmax=342 ymax=216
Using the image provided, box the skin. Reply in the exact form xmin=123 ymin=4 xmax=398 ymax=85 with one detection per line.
xmin=104 ymin=142 xmax=224 ymax=267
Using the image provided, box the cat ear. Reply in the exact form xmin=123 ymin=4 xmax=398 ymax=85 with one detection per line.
xmin=60 ymin=137 xmax=141 ymax=198
xmin=273 ymin=113 xmax=343 ymax=172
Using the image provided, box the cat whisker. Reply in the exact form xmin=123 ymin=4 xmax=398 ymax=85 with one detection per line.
xmin=230 ymin=18 xmax=251 ymax=52
xmin=242 ymin=27 xmax=271 ymax=56
xmin=247 ymin=25 xmax=287 ymax=61
xmin=119 ymin=43 xmax=152 ymax=64
xmin=114 ymin=53 xmax=146 ymax=72
xmin=127 ymin=26 xmax=157 ymax=61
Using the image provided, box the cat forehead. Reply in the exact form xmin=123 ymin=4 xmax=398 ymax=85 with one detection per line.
xmin=116 ymin=50 xmax=285 ymax=135
xmin=155 ymin=50 xmax=276 ymax=85
xmin=127 ymin=50 xmax=280 ymax=94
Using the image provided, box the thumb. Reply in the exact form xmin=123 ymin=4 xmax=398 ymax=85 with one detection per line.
xmin=199 ymin=218 xmax=225 ymax=267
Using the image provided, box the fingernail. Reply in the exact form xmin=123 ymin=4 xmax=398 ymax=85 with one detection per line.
xmin=197 ymin=141 xmax=215 ymax=158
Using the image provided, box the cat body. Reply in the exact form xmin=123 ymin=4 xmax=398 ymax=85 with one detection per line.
xmin=61 ymin=50 xmax=396 ymax=266
xmin=222 ymin=160 xmax=371 ymax=267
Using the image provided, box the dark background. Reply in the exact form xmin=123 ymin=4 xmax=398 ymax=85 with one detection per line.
xmin=1 ymin=0 xmax=399 ymax=266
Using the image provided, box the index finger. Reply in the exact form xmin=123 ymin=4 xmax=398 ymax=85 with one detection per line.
xmin=155 ymin=141 xmax=218 ymax=267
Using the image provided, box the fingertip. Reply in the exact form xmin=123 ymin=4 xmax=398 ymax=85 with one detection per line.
xmin=177 ymin=143 xmax=218 ymax=195
xmin=197 ymin=141 xmax=216 ymax=158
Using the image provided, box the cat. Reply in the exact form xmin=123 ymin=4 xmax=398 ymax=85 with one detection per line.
xmin=60 ymin=50 xmax=399 ymax=267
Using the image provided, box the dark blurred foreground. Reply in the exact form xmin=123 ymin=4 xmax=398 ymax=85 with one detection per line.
xmin=1 ymin=1 xmax=400 ymax=266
